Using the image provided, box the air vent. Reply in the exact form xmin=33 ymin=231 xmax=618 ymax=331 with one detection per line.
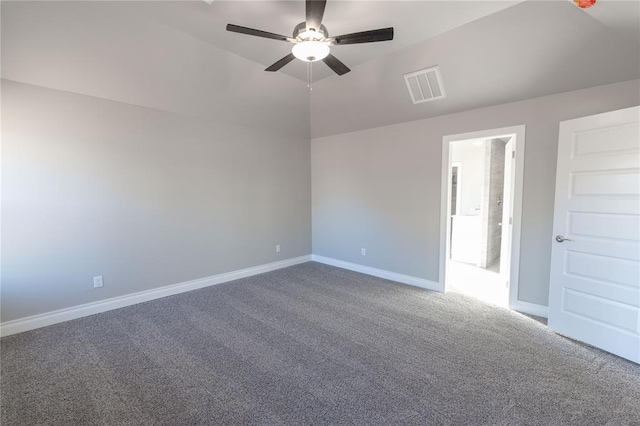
xmin=404 ymin=66 xmax=446 ymax=104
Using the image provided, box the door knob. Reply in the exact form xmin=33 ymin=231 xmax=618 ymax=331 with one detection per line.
xmin=555 ymin=235 xmax=573 ymax=243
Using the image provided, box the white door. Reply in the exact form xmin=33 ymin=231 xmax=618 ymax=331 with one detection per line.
xmin=499 ymin=138 xmax=514 ymax=290
xmin=548 ymin=106 xmax=640 ymax=363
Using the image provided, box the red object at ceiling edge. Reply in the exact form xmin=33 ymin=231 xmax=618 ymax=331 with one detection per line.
xmin=574 ymin=0 xmax=596 ymax=9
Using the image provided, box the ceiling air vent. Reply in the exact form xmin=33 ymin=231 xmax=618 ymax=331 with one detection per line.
xmin=404 ymin=66 xmax=446 ymax=104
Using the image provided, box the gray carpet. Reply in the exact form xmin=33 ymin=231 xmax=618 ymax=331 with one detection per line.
xmin=2 ymin=262 xmax=639 ymax=425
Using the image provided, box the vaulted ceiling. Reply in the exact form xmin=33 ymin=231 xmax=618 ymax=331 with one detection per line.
xmin=310 ymin=0 xmax=640 ymax=136
xmin=131 ymin=0 xmax=523 ymax=82
xmin=2 ymin=1 xmax=638 ymax=138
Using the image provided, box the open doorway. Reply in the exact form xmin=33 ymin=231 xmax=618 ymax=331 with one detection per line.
xmin=439 ymin=126 xmax=525 ymax=309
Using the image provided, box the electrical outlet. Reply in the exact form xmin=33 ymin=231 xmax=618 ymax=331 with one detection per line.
xmin=361 ymin=248 xmax=366 ymax=256
xmin=276 ymin=245 xmax=281 ymax=253
xmin=93 ymin=276 xmax=104 ymax=288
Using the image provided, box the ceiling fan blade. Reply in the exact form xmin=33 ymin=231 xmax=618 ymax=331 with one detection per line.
xmin=333 ymin=27 xmax=394 ymax=45
xmin=265 ymin=53 xmax=296 ymax=72
xmin=226 ymin=24 xmax=293 ymax=42
xmin=306 ymin=0 xmax=327 ymax=31
xmin=322 ymin=54 xmax=351 ymax=76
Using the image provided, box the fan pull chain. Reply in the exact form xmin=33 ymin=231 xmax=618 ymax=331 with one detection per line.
xmin=307 ymin=62 xmax=313 ymax=92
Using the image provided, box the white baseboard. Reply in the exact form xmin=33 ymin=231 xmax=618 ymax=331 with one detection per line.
xmin=311 ymin=255 xmax=548 ymax=318
xmin=514 ymin=300 xmax=549 ymax=318
xmin=0 ymin=255 xmax=312 ymax=337
xmin=311 ymin=255 xmax=440 ymax=291
xmin=1 ymin=254 xmax=547 ymax=337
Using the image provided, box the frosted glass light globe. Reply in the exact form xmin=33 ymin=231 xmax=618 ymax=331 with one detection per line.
xmin=292 ymin=41 xmax=330 ymax=62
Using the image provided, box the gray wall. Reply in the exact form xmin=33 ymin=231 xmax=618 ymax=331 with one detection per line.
xmin=312 ymin=79 xmax=640 ymax=306
xmin=1 ymin=80 xmax=311 ymax=322
xmin=451 ymin=142 xmax=486 ymax=216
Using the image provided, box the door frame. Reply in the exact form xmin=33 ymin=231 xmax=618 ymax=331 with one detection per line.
xmin=438 ymin=125 xmax=526 ymax=310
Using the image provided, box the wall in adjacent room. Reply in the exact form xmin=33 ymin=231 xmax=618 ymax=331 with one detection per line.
xmin=451 ymin=141 xmax=486 ymax=216
xmin=311 ymin=79 xmax=640 ymax=307
xmin=481 ymin=139 xmax=506 ymax=268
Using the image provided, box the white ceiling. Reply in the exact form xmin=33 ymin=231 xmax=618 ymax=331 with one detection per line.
xmin=310 ymin=0 xmax=640 ymax=137
xmin=581 ymin=0 xmax=640 ymax=43
xmin=1 ymin=1 xmax=313 ymax=137
xmin=128 ymin=0 xmax=523 ymax=82
xmin=2 ymin=0 xmax=638 ymax=139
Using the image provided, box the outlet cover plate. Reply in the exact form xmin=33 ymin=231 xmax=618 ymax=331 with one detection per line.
xmin=93 ymin=276 xmax=104 ymax=288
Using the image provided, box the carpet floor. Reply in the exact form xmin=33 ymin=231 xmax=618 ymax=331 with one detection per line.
xmin=2 ymin=262 xmax=639 ymax=425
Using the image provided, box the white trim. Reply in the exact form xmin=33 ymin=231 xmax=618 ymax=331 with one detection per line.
xmin=439 ymin=125 xmax=526 ymax=310
xmin=514 ymin=301 xmax=549 ymax=319
xmin=0 ymin=255 xmax=312 ymax=337
xmin=311 ymin=255 xmax=440 ymax=291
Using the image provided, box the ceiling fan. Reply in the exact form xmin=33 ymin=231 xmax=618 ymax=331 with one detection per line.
xmin=226 ymin=0 xmax=394 ymax=77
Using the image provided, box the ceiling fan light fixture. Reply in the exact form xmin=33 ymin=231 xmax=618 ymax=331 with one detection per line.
xmin=292 ymin=41 xmax=330 ymax=62
xmin=298 ymin=29 xmax=324 ymax=41
xmin=226 ymin=0 xmax=394 ymax=77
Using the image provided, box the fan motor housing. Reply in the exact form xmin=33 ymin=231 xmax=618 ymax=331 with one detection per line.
xmin=293 ymin=22 xmax=328 ymax=40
